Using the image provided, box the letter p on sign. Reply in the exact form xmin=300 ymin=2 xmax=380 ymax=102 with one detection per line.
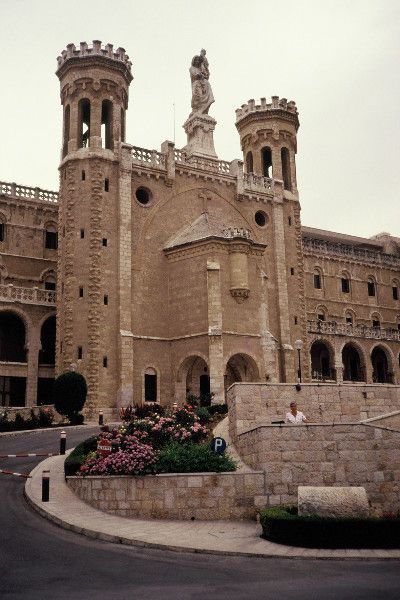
xmin=211 ymin=437 xmax=226 ymax=455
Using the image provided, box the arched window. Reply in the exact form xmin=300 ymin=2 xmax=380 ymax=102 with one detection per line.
xmin=0 ymin=312 xmax=26 ymax=362
xmin=342 ymin=343 xmax=365 ymax=382
xmin=0 ymin=213 xmax=6 ymax=243
xmin=77 ymin=98 xmax=90 ymax=148
xmin=246 ymin=151 xmax=253 ymax=174
xmin=101 ymin=100 xmax=113 ymax=150
xmin=281 ymin=147 xmax=291 ymax=191
xmin=44 ymin=223 xmax=58 ymax=250
xmin=341 ymin=272 xmax=350 ymax=294
xmin=310 ymin=341 xmax=334 ymax=381
xmin=371 ymin=346 xmax=391 ymax=383
xmin=367 ymin=277 xmax=376 ymax=297
xmin=120 ymin=107 xmax=126 ymax=142
xmin=144 ymin=367 xmax=157 ymax=402
xmin=44 ymin=273 xmax=56 ymax=291
xmin=392 ymin=280 xmax=399 ymax=301
xmin=261 ymin=147 xmax=272 ymax=178
xmin=371 ymin=313 xmax=381 ymax=329
xmin=63 ymin=104 xmax=70 ymax=158
xmin=316 ymin=305 xmax=327 ymax=322
xmin=39 ymin=316 xmax=56 ymax=365
xmin=313 ymin=267 xmax=323 ymax=290
xmin=345 ymin=310 xmax=355 ymax=325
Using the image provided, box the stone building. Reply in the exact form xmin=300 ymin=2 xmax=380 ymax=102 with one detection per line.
xmin=0 ymin=40 xmax=399 ymax=415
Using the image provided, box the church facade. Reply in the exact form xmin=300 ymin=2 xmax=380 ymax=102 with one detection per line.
xmin=0 ymin=41 xmax=399 ymax=416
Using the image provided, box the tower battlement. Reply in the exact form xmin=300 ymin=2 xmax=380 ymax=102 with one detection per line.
xmin=235 ymin=96 xmax=298 ymax=125
xmin=56 ymin=40 xmax=133 ymax=81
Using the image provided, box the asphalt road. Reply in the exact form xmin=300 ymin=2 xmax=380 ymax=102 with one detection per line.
xmin=0 ymin=427 xmax=399 ymax=600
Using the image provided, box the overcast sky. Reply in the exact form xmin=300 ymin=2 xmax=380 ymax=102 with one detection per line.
xmin=1 ymin=0 xmax=399 ymax=238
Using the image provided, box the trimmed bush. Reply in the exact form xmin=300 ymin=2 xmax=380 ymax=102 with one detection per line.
xmin=207 ymin=404 xmax=228 ymax=416
xmin=134 ymin=403 xmax=165 ymax=418
xmin=155 ymin=441 xmax=236 ymax=474
xmin=54 ymin=371 xmax=87 ymax=423
xmin=64 ymin=436 xmax=98 ymax=476
xmin=195 ymin=407 xmax=211 ymax=424
xmin=260 ymin=505 xmax=400 ymax=548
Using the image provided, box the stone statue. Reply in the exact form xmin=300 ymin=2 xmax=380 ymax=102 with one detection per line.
xmin=189 ymin=49 xmax=215 ymax=117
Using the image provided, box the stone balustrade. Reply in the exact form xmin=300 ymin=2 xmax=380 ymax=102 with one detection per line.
xmin=308 ymin=320 xmax=400 ymax=342
xmin=302 ymin=236 xmax=400 ymax=268
xmin=0 ymin=284 xmax=57 ymax=307
xmin=243 ymin=172 xmax=273 ymax=192
xmin=131 ymin=146 xmax=166 ymax=168
xmin=0 ymin=181 xmax=58 ymax=204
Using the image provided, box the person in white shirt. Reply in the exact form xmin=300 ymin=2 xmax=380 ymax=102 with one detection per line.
xmin=285 ymin=401 xmax=307 ymax=424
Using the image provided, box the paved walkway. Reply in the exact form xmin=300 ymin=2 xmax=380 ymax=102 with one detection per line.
xmin=25 ymin=453 xmax=400 ymax=560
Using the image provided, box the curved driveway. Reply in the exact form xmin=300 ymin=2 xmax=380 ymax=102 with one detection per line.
xmin=1 ymin=427 xmax=399 ymax=600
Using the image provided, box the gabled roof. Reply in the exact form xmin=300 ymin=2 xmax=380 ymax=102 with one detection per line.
xmin=164 ymin=213 xmax=255 ymax=251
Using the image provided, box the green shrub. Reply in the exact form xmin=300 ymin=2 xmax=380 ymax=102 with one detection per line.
xmin=207 ymin=404 xmax=228 ymax=416
xmin=64 ymin=436 xmax=98 ymax=476
xmin=0 ymin=411 xmax=10 ymax=432
xmin=155 ymin=441 xmax=236 ymax=474
xmin=54 ymin=371 xmax=87 ymax=423
xmin=38 ymin=407 xmax=54 ymax=427
xmin=14 ymin=413 xmax=26 ymax=430
xmin=134 ymin=403 xmax=165 ymax=418
xmin=259 ymin=505 xmax=400 ymax=548
xmin=195 ymin=407 xmax=211 ymax=424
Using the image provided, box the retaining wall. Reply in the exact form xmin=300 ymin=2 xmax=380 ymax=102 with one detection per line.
xmin=235 ymin=422 xmax=400 ymax=512
xmin=227 ymin=383 xmax=400 ymax=441
xmin=67 ymin=471 xmax=266 ymax=520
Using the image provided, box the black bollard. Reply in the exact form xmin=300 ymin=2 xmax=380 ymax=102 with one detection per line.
xmin=59 ymin=430 xmax=66 ymax=455
xmin=98 ymin=410 xmax=104 ymax=426
xmin=42 ymin=470 xmax=50 ymax=502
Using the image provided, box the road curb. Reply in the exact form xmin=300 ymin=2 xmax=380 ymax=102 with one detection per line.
xmin=24 ymin=455 xmax=400 ymax=561
xmin=1 ymin=422 xmax=119 ymax=438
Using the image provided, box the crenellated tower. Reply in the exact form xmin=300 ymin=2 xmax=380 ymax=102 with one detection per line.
xmin=56 ymin=41 xmax=134 ymax=416
xmin=236 ymin=97 xmax=308 ymax=382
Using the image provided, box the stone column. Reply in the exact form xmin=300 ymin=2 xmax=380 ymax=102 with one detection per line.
xmin=207 ymin=260 xmax=224 ymax=404
xmin=272 ymin=183 xmax=295 ymax=381
xmin=26 ymin=326 xmax=40 ymax=407
xmin=90 ymin=99 xmax=102 ymax=150
xmin=117 ymin=143 xmax=134 ymax=408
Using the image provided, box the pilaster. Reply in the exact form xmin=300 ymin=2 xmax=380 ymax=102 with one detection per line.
xmin=207 ymin=260 xmax=224 ymax=404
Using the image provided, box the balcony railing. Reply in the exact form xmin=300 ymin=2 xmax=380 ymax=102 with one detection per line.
xmin=302 ymin=236 xmax=400 ymax=269
xmin=308 ymin=320 xmax=400 ymax=342
xmin=0 ymin=181 xmax=58 ymax=204
xmin=0 ymin=284 xmax=56 ymax=306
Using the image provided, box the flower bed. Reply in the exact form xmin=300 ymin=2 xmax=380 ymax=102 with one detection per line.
xmin=0 ymin=407 xmax=55 ymax=432
xmin=66 ymin=403 xmax=236 ymax=477
xmin=260 ymin=506 xmax=400 ymax=548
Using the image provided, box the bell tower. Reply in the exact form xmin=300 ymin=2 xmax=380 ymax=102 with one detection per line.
xmin=236 ymin=97 xmax=308 ymax=382
xmin=56 ymin=41 xmax=133 ymax=416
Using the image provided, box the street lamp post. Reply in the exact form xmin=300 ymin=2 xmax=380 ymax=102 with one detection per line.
xmin=294 ymin=339 xmax=303 ymax=383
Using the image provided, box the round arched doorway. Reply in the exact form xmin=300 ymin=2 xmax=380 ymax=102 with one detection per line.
xmin=176 ymin=355 xmax=210 ymax=403
xmin=371 ymin=346 xmax=392 ymax=383
xmin=342 ymin=343 xmax=365 ymax=382
xmin=310 ymin=340 xmax=334 ymax=381
xmin=225 ymin=353 xmax=260 ymax=390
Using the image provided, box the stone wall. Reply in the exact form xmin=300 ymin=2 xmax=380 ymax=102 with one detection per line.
xmin=67 ymin=471 xmax=266 ymax=520
xmin=235 ymin=422 xmax=400 ymax=512
xmin=227 ymin=382 xmax=400 ymax=441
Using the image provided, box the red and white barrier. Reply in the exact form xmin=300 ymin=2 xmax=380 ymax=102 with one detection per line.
xmin=0 ymin=453 xmax=53 ymax=458
xmin=0 ymin=468 xmax=31 ymax=479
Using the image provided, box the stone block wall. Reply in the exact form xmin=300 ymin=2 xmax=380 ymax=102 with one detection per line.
xmin=67 ymin=471 xmax=266 ymax=520
xmin=235 ymin=423 xmax=400 ymax=512
xmin=227 ymin=382 xmax=400 ymax=441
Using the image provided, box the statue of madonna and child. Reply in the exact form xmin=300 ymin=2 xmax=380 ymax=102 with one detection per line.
xmin=189 ymin=49 xmax=215 ymax=118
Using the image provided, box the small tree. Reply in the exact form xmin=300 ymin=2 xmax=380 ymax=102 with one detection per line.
xmin=54 ymin=371 xmax=87 ymax=423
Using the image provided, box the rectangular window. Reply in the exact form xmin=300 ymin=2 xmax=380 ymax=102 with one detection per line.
xmin=372 ymin=319 xmax=380 ymax=328
xmin=144 ymin=374 xmax=157 ymax=402
xmin=45 ymin=231 xmax=58 ymax=250
xmin=341 ymin=278 xmax=349 ymax=293
xmin=104 ymin=295 xmax=108 ymax=306
xmin=80 ymin=229 xmax=85 ymax=239
xmin=104 ymin=178 xmax=109 ymax=192
xmin=79 ymin=287 xmax=84 ymax=298
xmin=368 ymin=281 xmax=375 ymax=297
xmin=102 ymin=238 xmax=108 ymax=247
xmin=288 ymin=217 xmax=292 ymax=226
xmin=103 ymin=356 xmax=108 ymax=368
xmin=294 ymin=316 xmax=298 ymax=325
xmin=81 ymin=170 xmax=86 ymax=181
xmin=77 ymin=346 xmax=83 ymax=359
xmin=0 ymin=223 xmax=4 ymax=242
xmin=393 ymin=286 xmax=399 ymax=300
xmin=290 ymin=268 xmax=294 ymax=275
xmin=313 ymin=274 xmax=321 ymax=289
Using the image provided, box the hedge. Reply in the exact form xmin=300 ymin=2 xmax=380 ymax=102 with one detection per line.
xmin=260 ymin=506 xmax=400 ymax=548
